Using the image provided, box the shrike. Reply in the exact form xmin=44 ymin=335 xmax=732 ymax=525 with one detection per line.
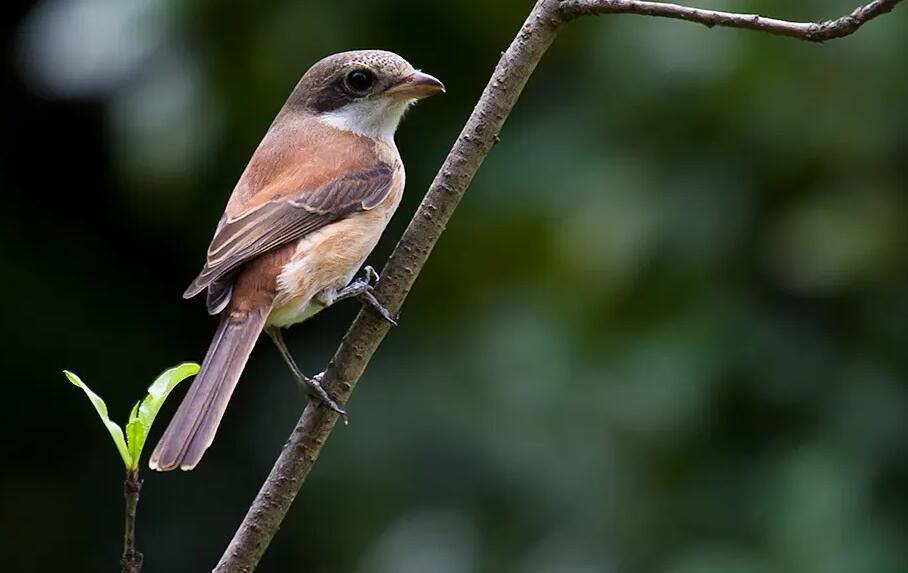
xmin=150 ymin=50 xmax=444 ymax=471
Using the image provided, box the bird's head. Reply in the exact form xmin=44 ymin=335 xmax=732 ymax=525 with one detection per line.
xmin=291 ymin=50 xmax=444 ymax=141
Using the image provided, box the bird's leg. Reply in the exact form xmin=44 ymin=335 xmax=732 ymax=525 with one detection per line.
xmin=333 ymin=265 xmax=398 ymax=326
xmin=265 ymin=326 xmax=346 ymax=420
xmin=332 ymin=265 xmax=379 ymax=302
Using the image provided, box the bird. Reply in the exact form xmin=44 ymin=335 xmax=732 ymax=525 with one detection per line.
xmin=149 ymin=50 xmax=444 ymax=471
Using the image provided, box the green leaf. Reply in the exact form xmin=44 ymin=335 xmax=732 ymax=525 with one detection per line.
xmin=125 ymin=362 xmax=200 ymax=468
xmin=64 ymin=370 xmax=132 ymax=470
xmin=125 ymin=401 xmax=144 ymax=471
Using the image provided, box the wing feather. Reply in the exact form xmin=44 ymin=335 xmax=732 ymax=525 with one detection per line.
xmin=185 ymin=162 xmax=395 ymax=309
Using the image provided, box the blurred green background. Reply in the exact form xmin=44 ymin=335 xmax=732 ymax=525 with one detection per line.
xmin=3 ymin=0 xmax=907 ymax=572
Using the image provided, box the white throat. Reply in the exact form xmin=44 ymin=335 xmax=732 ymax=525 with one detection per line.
xmin=317 ymin=97 xmax=413 ymax=142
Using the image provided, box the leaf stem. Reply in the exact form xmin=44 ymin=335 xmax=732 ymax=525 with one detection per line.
xmin=121 ymin=470 xmax=143 ymax=573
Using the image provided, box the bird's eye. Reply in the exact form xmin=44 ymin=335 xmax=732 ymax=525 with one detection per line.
xmin=345 ymin=69 xmax=374 ymax=93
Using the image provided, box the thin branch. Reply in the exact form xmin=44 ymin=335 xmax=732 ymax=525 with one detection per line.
xmin=121 ymin=471 xmax=143 ymax=573
xmin=559 ymin=0 xmax=903 ymax=41
xmin=213 ymin=2 xmax=569 ymax=571
xmin=213 ymin=0 xmax=902 ymax=571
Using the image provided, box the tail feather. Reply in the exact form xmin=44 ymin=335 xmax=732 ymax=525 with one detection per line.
xmin=150 ymin=308 xmax=268 ymax=471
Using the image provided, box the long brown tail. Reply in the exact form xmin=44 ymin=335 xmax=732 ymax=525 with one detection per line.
xmin=150 ymin=308 xmax=268 ymax=471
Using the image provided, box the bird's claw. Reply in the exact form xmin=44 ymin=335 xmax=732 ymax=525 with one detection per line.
xmin=359 ymin=289 xmax=398 ymax=326
xmin=297 ymin=371 xmax=347 ymax=423
xmin=363 ymin=265 xmax=380 ymax=286
xmin=335 ymin=266 xmax=398 ymax=326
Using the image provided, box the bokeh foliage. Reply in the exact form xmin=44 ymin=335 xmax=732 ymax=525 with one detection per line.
xmin=3 ymin=1 xmax=907 ymax=572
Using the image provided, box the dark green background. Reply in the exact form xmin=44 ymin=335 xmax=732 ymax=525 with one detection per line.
xmin=3 ymin=1 xmax=907 ymax=572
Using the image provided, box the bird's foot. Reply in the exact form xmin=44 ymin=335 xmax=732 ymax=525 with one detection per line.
xmin=335 ymin=266 xmax=398 ymax=326
xmin=359 ymin=289 xmax=398 ymax=326
xmin=362 ymin=265 xmax=381 ymax=287
xmin=297 ymin=371 xmax=347 ymax=422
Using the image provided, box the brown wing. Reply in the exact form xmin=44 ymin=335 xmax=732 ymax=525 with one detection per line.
xmin=185 ymin=162 xmax=394 ymax=312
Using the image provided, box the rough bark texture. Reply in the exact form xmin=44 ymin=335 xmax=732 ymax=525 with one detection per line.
xmin=213 ymin=1 xmax=903 ymax=571
xmin=121 ymin=471 xmax=143 ymax=573
xmin=213 ymin=2 xmax=568 ymax=572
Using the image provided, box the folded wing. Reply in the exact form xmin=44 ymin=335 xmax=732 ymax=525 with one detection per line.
xmin=185 ymin=162 xmax=395 ymax=313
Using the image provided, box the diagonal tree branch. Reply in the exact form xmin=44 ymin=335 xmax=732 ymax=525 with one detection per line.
xmin=213 ymin=0 xmax=901 ymax=571
xmin=560 ymin=0 xmax=902 ymax=41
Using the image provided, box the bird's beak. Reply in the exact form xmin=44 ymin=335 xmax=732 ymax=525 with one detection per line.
xmin=385 ymin=71 xmax=445 ymax=100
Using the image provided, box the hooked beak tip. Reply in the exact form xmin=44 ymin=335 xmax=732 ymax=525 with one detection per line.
xmin=386 ymin=71 xmax=445 ymax=99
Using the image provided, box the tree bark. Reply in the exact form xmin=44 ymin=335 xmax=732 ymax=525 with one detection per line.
xmin=213 ymin=1 xmax=903 ymax=571
xmin=560 ymin=0 xmax=903 ymax=41
xmin=121 ymin=470 xmax=143 ymax=573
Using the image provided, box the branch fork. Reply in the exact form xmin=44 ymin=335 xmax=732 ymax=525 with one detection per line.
xmin=213 ymin=1 xmax=902 ymax=571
